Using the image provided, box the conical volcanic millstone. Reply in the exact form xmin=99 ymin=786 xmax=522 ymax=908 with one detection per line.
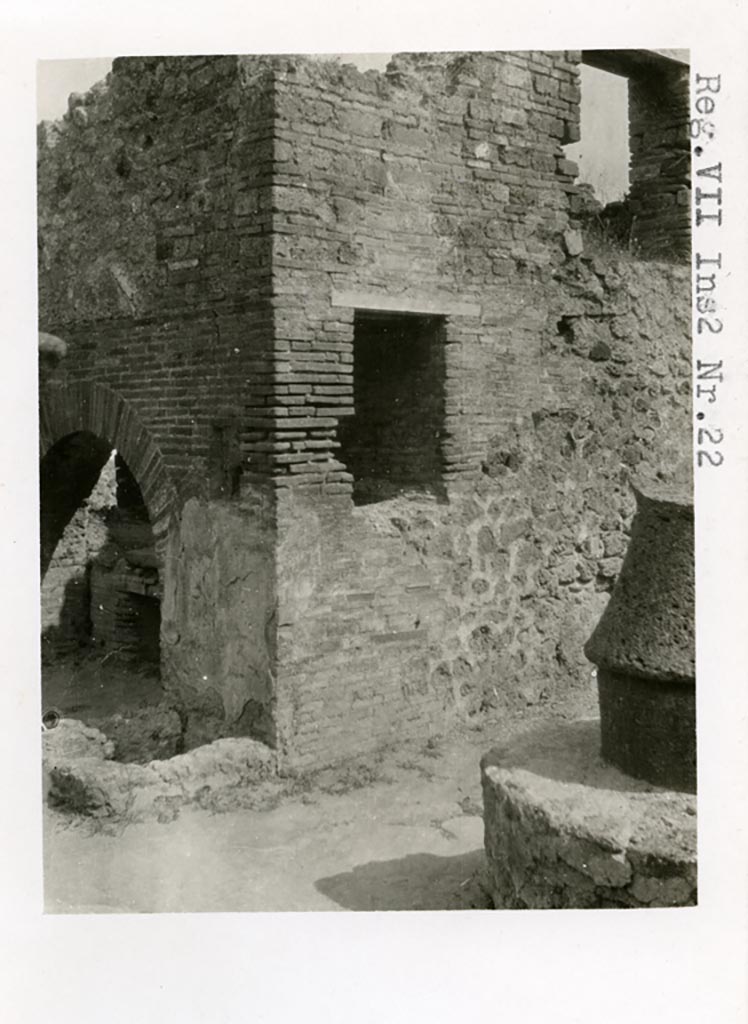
xmin=584 ymin=479 xmax=695 ymax=792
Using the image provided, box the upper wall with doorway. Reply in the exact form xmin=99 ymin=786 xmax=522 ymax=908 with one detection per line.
xmin=38 ymin=51 xmax=689 ymax=508
xmin=38 ymin=51 xmax=582 ymax=502
xmin=268 ymin=51 xmax=582 ymax=504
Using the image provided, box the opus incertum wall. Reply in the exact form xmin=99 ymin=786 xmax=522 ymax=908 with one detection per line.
xmin=38 ymin=51 xmax=692 ymax=768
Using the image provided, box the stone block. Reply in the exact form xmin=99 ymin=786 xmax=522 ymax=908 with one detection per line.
xmin=563 ymin=229 xmax=584 ymax=256
xmin=45 ymin=722 xmax=278 ymax=821
xmin=556 ymin=157 xmax=579 ymax=178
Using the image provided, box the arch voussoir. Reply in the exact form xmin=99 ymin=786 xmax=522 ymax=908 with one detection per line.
xmin=39 ymin=381 xmax=178 ymax=541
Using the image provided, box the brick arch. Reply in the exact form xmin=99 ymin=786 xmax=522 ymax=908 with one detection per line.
xmin=39 ymin=381 xmax=177 ymax=561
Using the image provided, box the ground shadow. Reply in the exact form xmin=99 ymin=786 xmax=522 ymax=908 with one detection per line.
xmin=482 ymin=718 xmax=663 ymax=794
xmin=42 ymin=651 xmax=163 ymax=721
xmin=41 ymin=569 xmax=95 ymax=662
xmin=315 ymin=849 xmax=490 ymax=911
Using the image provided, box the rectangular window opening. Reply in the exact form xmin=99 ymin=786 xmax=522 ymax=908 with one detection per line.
xmin=567 ymin=64 xmax=631 ymax=207
xmin=337 ymin=310 xmax=447 ymax=507
xmin=126 ymin=592 xmax=161 ymax=666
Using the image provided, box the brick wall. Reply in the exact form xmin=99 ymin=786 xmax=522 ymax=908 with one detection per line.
xmin=88 ymin=504 xmax=160 ymax=661
xmin=266 ymin=51 xmax=581 ymax=496
xmin=265 ymin=52 xmax=690 ymax=767
xmin=628 ymin=63 xmax=691 ymax=258
xmin=38 ymin=52 xmax=691 ymax=768
xmin=38 ymin=56 xmax=281 ymax=738
xmin=38 ymin=55 xmax=277 ymax=490
xmin=90 ymin=563 xmax=160 ymax=661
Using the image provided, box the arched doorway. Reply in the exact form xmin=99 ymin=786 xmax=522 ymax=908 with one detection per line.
xmin=39 ymin=384 xmax=179 ymax=760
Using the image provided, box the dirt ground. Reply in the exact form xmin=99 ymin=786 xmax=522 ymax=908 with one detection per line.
xmin=43 ymin=654 xmax=598 ymax=914
xmin=42 ymin=655 xmax=165 ymax=721
xmin=42 ymin=654 xmax=179 ymax=761
xmin=44 ymin=727 xmax=488 ymax=912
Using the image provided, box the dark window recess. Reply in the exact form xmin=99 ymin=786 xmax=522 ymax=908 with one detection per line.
xmin=209 ymin=421 xmax=243 ymax=498
xmin=121 ymin=593 xmax=161 ymax=665
xmin=337 ymin=311 xmax=447 ymax=506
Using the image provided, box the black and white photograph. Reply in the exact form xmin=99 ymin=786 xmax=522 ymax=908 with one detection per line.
xmin=38 ymin=47 xmax=696 ymax=914
xmin=2 ymin=2 xmax=747 ymax=1021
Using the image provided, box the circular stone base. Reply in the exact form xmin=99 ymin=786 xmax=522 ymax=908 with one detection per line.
xmin=480 ymin=719 xmax=696 ymax=909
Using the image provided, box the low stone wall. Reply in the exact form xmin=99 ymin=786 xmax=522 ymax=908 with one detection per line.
xmin=481 ymin=719 xmax=696 ymax=908
xmin=44 ymin=718 xmax=278 ymax=822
